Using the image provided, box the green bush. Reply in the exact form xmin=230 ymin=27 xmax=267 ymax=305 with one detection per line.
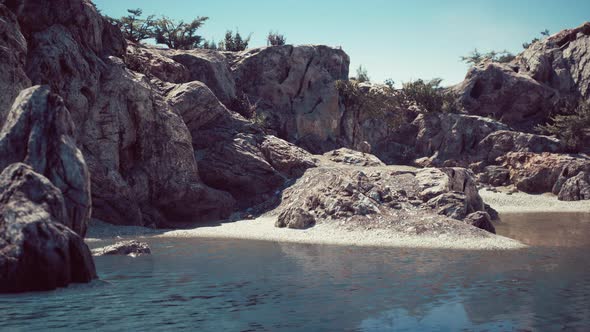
xmin=219 ymin=30 xmax=251 ymax=52
xmin=397 ymin=78 xmax=459 ymax=113
xmin=267 ymin=32 xmax=287 ymax=46
xmin=538 ymin=101 xmax=590 ymax=152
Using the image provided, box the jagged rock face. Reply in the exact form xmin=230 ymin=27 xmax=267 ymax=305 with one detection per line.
xmin=164 ymin=80 xmax=318 ymax=208
xmin=500 ymin=152 xmax=590 ymax=199
xmin=0 ymin=163 xmax=96 ymax=293
xmin=231 ymin=45 xmax=350 ymax=152
xmin=0 ymin=86 xmax=91 ymax=236
xmin=126 ymin=42 xmax=190 ymax=83
xmin=0 ymin=5 xmax=30 ymax=123
xmin=276 ymin=207 xmax=316 ymax=229
xmin=0 ymin=1 xmax=237 ymax=227
xmin=454 ymin=22 xmax=590 ymax=132
xmin=517 ymin=22 xmax=590 ymax=99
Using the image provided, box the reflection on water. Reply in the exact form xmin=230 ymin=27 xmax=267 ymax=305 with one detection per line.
xmin=0 ymin=213 xmax=588 ymax=331
xmin=496 ymin=212 xmax=590 ymax=247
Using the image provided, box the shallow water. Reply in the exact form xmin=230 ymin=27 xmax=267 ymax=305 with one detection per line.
xmin=1 ymin=213 xmax=589 ymax=331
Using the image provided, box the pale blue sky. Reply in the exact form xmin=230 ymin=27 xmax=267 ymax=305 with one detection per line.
xmin=94 ymin=0 xmax=590 ymax=86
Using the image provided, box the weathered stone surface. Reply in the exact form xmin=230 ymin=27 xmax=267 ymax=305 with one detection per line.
xmin=500 ymin=152 xmax=590 ymax=199
xmin=0 ymin=86 xmax=91 ymax=236
xmin=464 ymin=211 xmax=496 ymax=234
xmin=413 ymin=113 xmax=509 ymax=166
xmin=453 ymin=61 xmax=558 ymax=131
xmin=479 ymin=166 xmax=510 ymax=186
xmin=92 ymin=240 xmax=151 ymax=257
xmin=126 ymin=42 xmax=190 ymax=83
xmin=0 ymin=4 xmax=30 ymax=124
xmin=557 ymin=171 xmax=590 ymax=201
xmin=454 ymin=22 xmax=590 ymax=134
xmin=0 ymin=163 xmax=96 ymax=293
xmin=231 ymin=45 xmax=350 ymax=153
xmin=171 ymin=49 xmax=237 ymax=106
xmin=416 ymin=168 xmax=484 ymax=213
xmin=276 ymin=207 xmax=315 ymax=229
xmin=324 ymin=148 xmax=385 ymax=167
xmin=165 ymin=80 xmax=317 ymax=208
xmin=9 ymin=0 xmax=236 ymax=228
xmin=476 ymin=130 xmax=565 ymax=163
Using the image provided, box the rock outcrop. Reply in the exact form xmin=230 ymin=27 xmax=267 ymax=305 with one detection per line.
xmin=231 ymin=45 xmax=350 ymax=152
xmin=454 ymin=22 xmax=590 ymax=133
xmin=0 ymin=86 xmax=91 ymax=236
xmin=0 ymin=163 xmax=96 ymax=293
xmin=500 ymin=152 xmax=590 ymax=200
xmin=92 ymin=240 xmax=151 ymax=257
xmin=274 ymin=159 xmax=495 ymax=234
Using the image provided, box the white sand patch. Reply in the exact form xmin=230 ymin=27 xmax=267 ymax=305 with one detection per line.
xmin=480 ymin=188 xmax=590 ymax=213
xmin=155 ymin=216 xmax=525 ymax=250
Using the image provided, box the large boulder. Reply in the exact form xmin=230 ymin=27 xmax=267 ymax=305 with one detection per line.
xmin=231 ymin=45 xmax=350 ymax=152
xmin=0 ymin=86 xmax=91 ymax=236
xmin=416 ymin=167 xmax=485 ymax=218
xmin=558 ymin=172 xmax=590 ymax=201
xmin=454 ymin=22 xmax=590 ymax=133
xmin=0 ymin=163 xmax=96 ymax=293
xmin=453 ymin=61 xmax=557 ymax=131
xmin=464 ymin=211 xmax=496 ymax=234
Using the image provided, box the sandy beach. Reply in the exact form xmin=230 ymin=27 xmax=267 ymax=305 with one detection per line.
xmin=480 ymin=188 xmax=590 ymax=213
xmin=87 ymin=216 xmax=525 ymax=251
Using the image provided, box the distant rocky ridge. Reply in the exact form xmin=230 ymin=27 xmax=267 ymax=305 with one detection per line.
xmin=0 ymin=0 xmax=589 ymax=292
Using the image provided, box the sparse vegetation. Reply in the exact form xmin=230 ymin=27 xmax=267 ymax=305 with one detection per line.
xmin=460 ymin=49 xmax=515 ymax=66
xmin=355 ymin=65 xmax=370 ymax=83
xmin=538 ymin=101 xmax=590 ymax=152
xmin=397 ymin=78 xmax=459 ymax=113
xmin=523 ymin=29 xmax=551 ymax=49
xmin=219 ymin=30 xmax=251 ymax=51
xmin=152 ymin=16 xmax=209 ymax=50
xmin=112 ymin=9 xmax=155 ymax=43
xmin=267 ymin=32 xmax=287 ymax=46
xmin=337 ymin=77 xmax=458 ymax=119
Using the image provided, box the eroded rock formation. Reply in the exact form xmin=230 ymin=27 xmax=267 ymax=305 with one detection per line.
xmin=0 ymin=163 xmax=96 ymax=293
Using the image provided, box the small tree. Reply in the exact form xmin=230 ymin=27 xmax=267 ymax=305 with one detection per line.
xmin=356 ymin=65 xmax=370 ymax=83
xmin=153 ymin=16 xmax=209 ymax=50
xmin=219 ymin=30 xmax=251 ymax=52
xmin=267 ymin=31 xmax=287 ymax=46
xmin=111 ymin=8 xmax=155 ymax=43
xmin=538 ymin=101 xmax=590 ymax=152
